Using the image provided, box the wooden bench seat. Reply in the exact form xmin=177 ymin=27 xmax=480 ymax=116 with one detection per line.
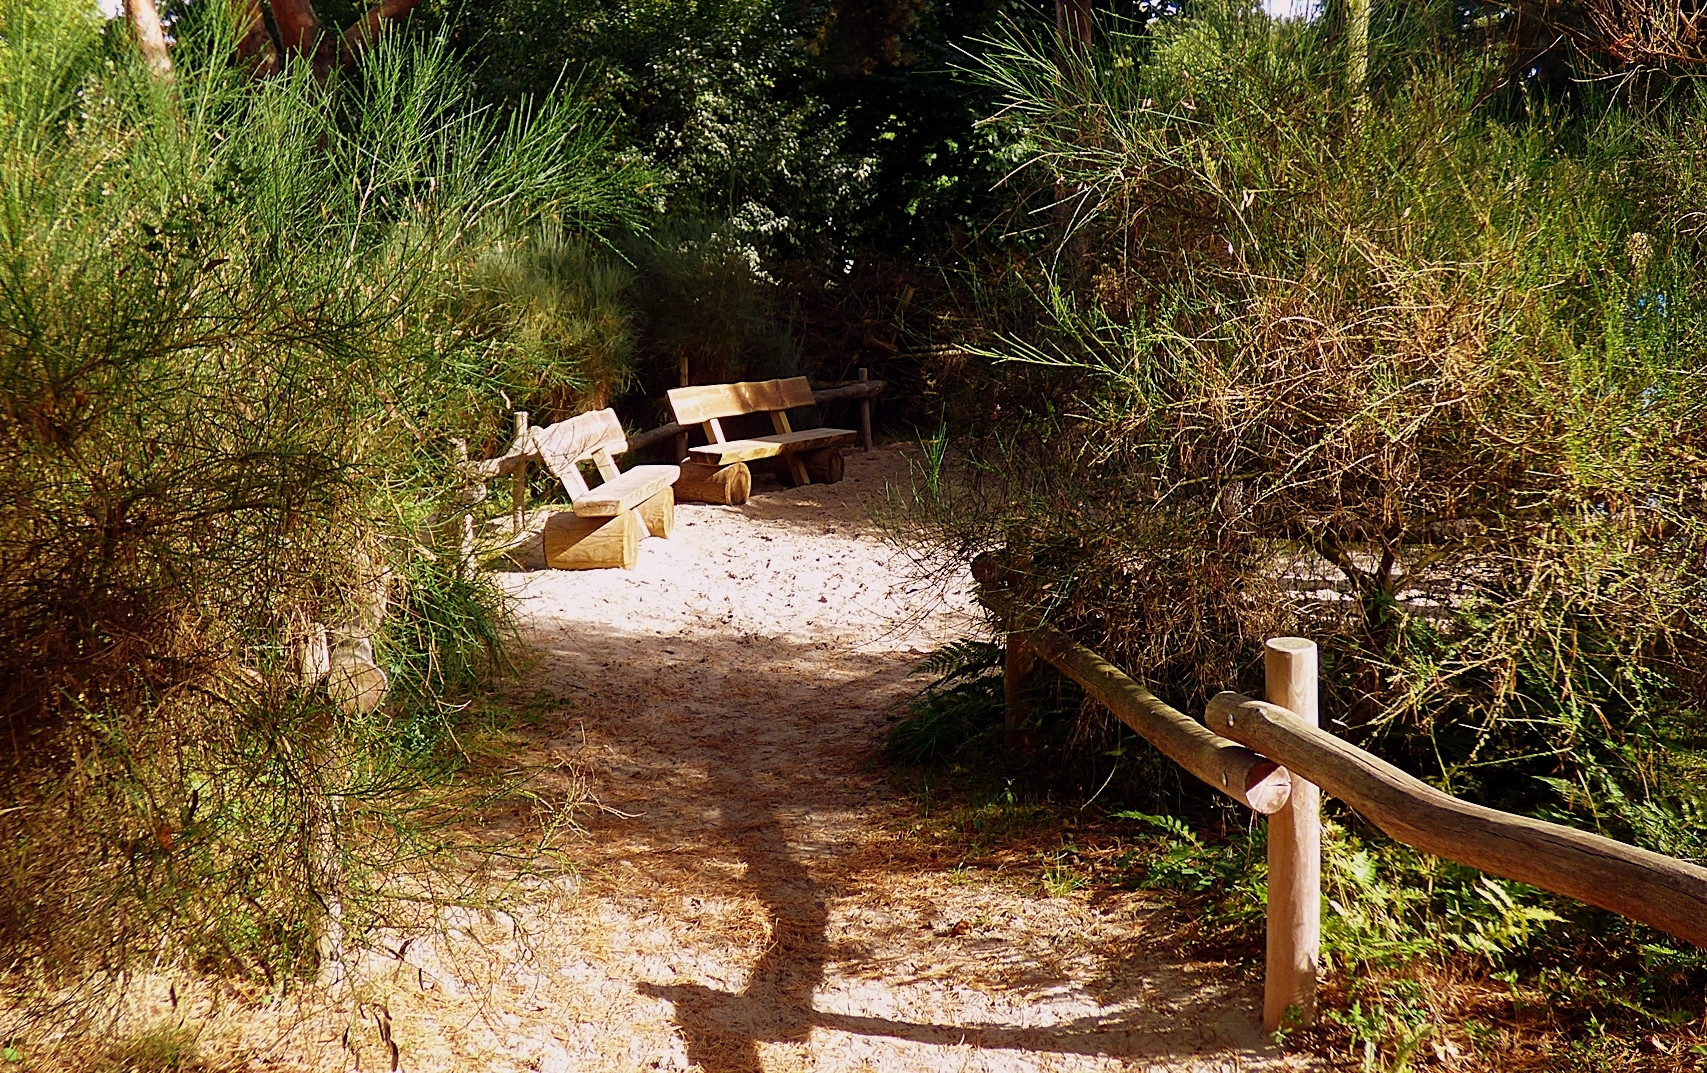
xmin=571 ymin=464 xmax=678 ymax=516
xmin=687 ymin=428 xmax=856 ymax=466
xmin=668 ymin=377 xmax=853 ymax=490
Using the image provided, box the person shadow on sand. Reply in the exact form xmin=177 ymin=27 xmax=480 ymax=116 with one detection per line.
xmin=637 ymin=804 xmax=828 ymax=1073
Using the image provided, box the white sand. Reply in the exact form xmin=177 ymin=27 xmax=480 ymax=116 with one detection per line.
xmin=350 ymin=447 xmax=1302 ymax=1073
xmin=61 ymin=448 xmax=1307 ymax=1073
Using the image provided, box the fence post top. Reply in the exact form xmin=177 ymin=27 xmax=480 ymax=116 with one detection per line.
xmin=1266 ymin=636 xmax=1316 ymax=655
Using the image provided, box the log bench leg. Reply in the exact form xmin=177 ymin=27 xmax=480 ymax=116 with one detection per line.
xmin=802 ymin=447 xmax=845 ymax=484
xmin=674 ymin=461 xmax=751 ymax=505
xmin=637 ymin=487 xmax=675 ymax=538
xmin=543 ymin=510 xmax=640 ymax=569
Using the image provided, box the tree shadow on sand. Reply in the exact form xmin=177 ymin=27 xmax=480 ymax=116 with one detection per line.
xmin=510 ymin=568 xmax=1272 ymax=1070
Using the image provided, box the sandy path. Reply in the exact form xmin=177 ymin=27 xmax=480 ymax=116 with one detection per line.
xmin=375 ymin=448 xmax=1301 ymax=1073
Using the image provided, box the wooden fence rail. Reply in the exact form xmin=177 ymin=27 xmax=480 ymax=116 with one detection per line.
xmin=977 ymin=581 xmax=1292 ymax=816
xmin=1206 ymin=691 xmax=1707 ymax=949
xmin=971 ymin=552 xmax=1707 ymax=1033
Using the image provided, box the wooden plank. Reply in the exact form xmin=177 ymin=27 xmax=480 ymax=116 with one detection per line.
xmin=776 ymin=376 xmax=815 ymax=410
xmin=770 ymin=409 xmax=810 ymax=485
xmin=973 ymin=557 xmax=1292 ymax=815
xmin=688 ymin=428 xmax=856 ymax=465
xmin=572 ymin=465 xmax=678 ymax=517
xmin=1263 ymin=639 xmax=1321 ymax=1033
xmin=532 ymin=408 xmax=628 ymax=500
xmin=555 ymin=458 xmax=591 ymax=499
xmin=618 ymin=383 xmax=884 ymax=456
xmin=591 ymin=447 xmax=622 ymax=483
xmin=689 ymin=439 xmax=782 ymax=464
xmin=668 ymin=380 xmax=786 ymax=424
xmin=531 ymin=408 xmax=626 ymax=464
xmin=1205 ymin=691 xmax=1707 ymax=948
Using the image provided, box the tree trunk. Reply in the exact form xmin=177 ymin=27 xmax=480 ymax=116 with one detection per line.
xmin=234 ymin=0 xmax=281 ymax=77
xmin=1055 ymin=0 xmax=1093 ymax=48
xmin=340 ymin=0 xmax=425 ymax=62
xmin=1346 ymin=0 xmax=1372 ymax=122
xmin=264 ymin=0 xmax=424 ymax=78
xmin=268 ymin=0 xmax=323 ymax=56
xmin=125 ymin=0 xmax=174 ymax=80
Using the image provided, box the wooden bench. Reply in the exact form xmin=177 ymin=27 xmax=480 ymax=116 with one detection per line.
xmin=528 ymin=408 xmax=678 ymax=569
xmin=667 ymin=377 xmax=855 ymax=496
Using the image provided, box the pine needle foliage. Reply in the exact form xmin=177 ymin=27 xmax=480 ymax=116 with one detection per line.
xmin=923 ymin=0 xmax=1707 ymax=832
xmin=0 ymin=0 xmax=652 ymax=1025
xmin=892 ymin=2 xmax=1707 ymax=1060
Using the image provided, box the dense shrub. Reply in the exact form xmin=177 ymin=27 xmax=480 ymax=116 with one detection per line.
xmin=914 ymin=1 xmax=1707 ymax=829
xmin=884 ymin=2 xmax=1707 ymax=1060
xmin=0 ymin=0 xmax=649 ymax=1016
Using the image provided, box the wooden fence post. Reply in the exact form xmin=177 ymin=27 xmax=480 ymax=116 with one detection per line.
xmin=451 ymin=438 xmax=475 ymax=577
xmin=512 ymin=410 xmax=529 ymax=534
xmin=674 ymin=358 xmax=691 ymax=463
xmin=858 ymin=367 xmax=874 ymax=452
xmin=1004 ymin=632 xmax=1036 ymax=752
xmin=1263 ymin=637 xmax=1320 ymax=1033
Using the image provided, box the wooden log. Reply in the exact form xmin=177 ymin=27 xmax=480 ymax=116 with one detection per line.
xmin=801 ymin=447 xmax=845 ymax=484
xmin=512 ymin=411 xmax=529 ymax=534
xmin=625 ymin=421 xmax=691 ymax=455
xmin=1205 ymin=691 xmax=1707 ymax=949
xmin=1263 ymin=638 xmax=1320 ymax=1033
xmin=808 ymin=380 xmax=886 ymax=403
xmin=326 ymin=637 xmax=389 ymax=718
xmin=973 ymin=558 xmax=1290 ymax=814
xmin=543 ymin=509 xmax=640 ymax=570
xmin=1003 ymin=633 xmax=1037 ymax=752
xmin=674 ymin=461 xmax=751 ymax=506
xmin=857 ymin=368 xmax=874 ymax=452
xmin=637 ymin=487 xmax=675 ymax=538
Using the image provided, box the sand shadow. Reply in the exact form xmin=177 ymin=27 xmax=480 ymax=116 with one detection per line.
xmin=514 ymin=582 xmax=1270 ymax=1069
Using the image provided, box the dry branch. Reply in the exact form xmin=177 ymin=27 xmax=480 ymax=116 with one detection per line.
xmin=974 ymin=555 xmax=1292 ymax=815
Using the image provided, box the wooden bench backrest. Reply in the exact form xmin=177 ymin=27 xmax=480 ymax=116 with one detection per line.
xmin=529 ymin=408 xmax=628 ymax=495
xmin=667 ymin=377 xmax=815 ymax=426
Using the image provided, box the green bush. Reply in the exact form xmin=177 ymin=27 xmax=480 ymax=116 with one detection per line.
xmin=916 ymin=0 xmax=1707 ymax=835
xmin=885 ymin=639 xmax=1006 ymax=763
xmin=0 ymin=0 xmax=649 ymax=1019
xmin=887 ymin=3 xmax=1707 ymax=1060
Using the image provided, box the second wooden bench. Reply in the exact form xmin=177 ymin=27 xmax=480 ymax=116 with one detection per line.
xmin=667 ymin=377 xmax=855 ymax=502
